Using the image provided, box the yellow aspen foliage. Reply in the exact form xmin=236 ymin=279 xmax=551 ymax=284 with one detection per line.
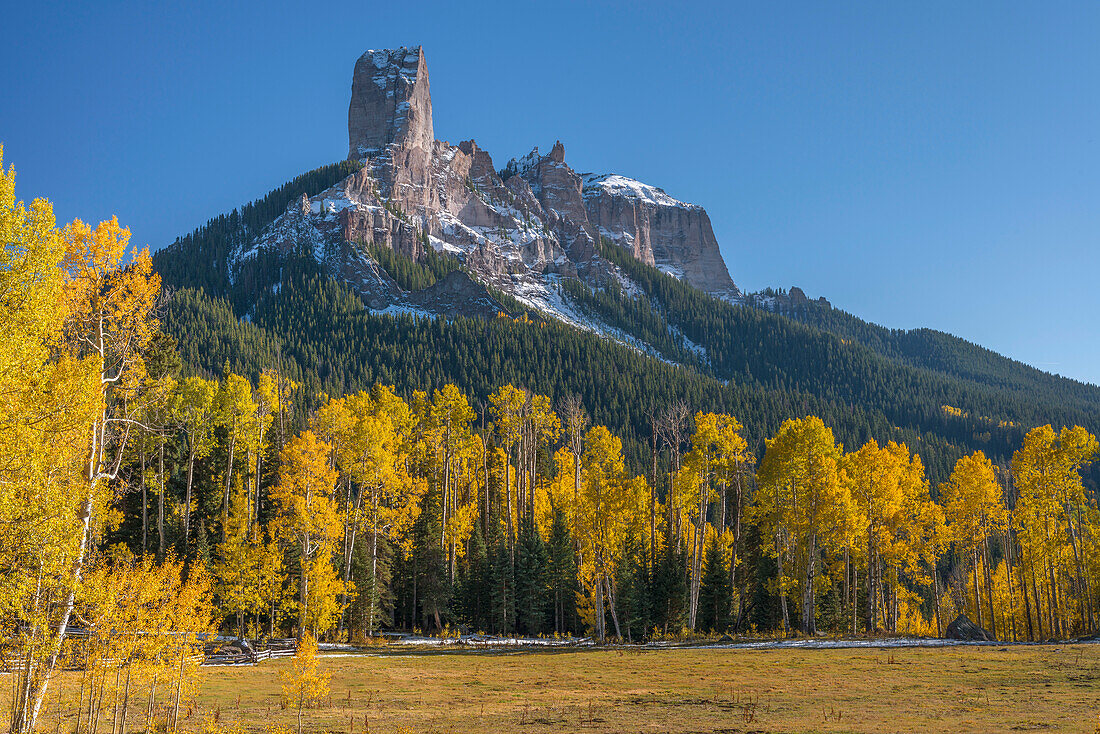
xmin=171 ymin=376 xmax=218 ymax=546
xmin=573 ymin=425 xmax=647 ymax=641
xmin=249 ymin=369 xmax=281 ymax=522
xmin=313 ymin=386 xmax=421 ymax=636
xmin=3 ymin=151 xmax=158 ymax=733
xmin=279 ymin=632 xmax=330 ymax=734
xmin=214 ymin=482 xmax=265 ymax=635
xmin=842 ymin=439 xmax=935 ymax=633
xmin=255 ymin=526 xmax=291 ymax=638
xmin=302 ymin=552 xmax=345 ymax=634
xmin=679 ymin=412 xmax=750 ymax=629
xmin=753 ymin=416 xmax=848 ymax=635
xmin=311 ymin=394 xmax=355 ymax=469
xmin=425 ymin=384 xmax=478 ymax=577
xmin=271 ymin=431 xmax=344 ymax=637
xmin=77 ymin=556 xmax=213 ymax=734
xmin=0 ymin=148 xmax=87 ymax=610
xmin=489 ymin=383 xmax=527 ymax=544
xmin=1012 ymin=425 xmax=1099 ymax=638
xmin=525 ymin=391 xmax=562 ymax=531
xmin=941 ymin=451 xmax=1007 ymax=634
xmin=214 ymin=372 xmax=258 ymax=534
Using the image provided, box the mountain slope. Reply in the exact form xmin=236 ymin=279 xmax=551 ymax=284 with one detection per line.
xmin=152 ymin=166 xmax=1100 ymax=490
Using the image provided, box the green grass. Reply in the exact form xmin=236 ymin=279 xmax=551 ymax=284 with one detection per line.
xmin=178 ymin=644 xmax=1100 ymax=733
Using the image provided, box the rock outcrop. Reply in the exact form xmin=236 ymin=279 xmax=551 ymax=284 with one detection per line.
xmin=581 ymin=173 xmax=736 ymax=295
xmin=944 ymin=614 xmax=995 ymax=642
xmin=407 ymin=270 xmax=504 ymax=319
xmin=348 ymin=47 xmax=433 ymax=157
xmin=244 ymin=46 xmax=745 ymax=328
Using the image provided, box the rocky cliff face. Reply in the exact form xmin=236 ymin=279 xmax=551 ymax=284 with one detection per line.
xmin=581 ymin=174 xmax=736 ymax=296
xmin=348 ymin=47 xmax=433 ymax=157
xmin=241 ymin=47 xmax=742 ymax=329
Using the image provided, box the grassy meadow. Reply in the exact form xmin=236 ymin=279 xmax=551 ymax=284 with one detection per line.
xmin=38 ymin=643 xmax=1098 ymax=734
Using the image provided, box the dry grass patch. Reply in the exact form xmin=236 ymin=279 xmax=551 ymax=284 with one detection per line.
xmin=30 ymin=643 xmax=1100 ymax=733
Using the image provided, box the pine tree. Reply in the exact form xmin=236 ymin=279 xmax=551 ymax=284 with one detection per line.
xmin=651 ymin=525 xmax=688 ymax=635
xmin=456 ymin=525 xmax=491 ymax=631
xmin=410 ymin=485 xmax=449 ymax=632
xmin=697 ymin=532 xmax=732 ymax=633
xmin=487 ymin=526 xmax=515 ymax=634
xmin=515 ymin=519 xmax=549 ymax=635
xmin=546 ymin=506 xmax=578 ymax=635
xmin=614 ymin=528 xmax=650 ymax=642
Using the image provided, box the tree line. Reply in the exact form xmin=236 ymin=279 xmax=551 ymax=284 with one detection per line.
xmin=110 ymin=360 xmax=1100 ymax=646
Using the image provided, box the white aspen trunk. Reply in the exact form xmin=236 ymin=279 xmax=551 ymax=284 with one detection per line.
xmin=867 ymin=536 xmax=876 ymax=632
xmin=223 ymin=431 xmax=237 ymax=541
xmin=244 ymin=447 xmax=254 ymax=530
xmin=254 ymin=424 xmax=266 ymax=531
xmin=171 ymin=649 xmax=184 ymax=733
xmin=24 ymin=470 xmax=97 ymax=732
xmin=145 ymin=673 xmax=156 ymax=734
xmin=158 ymin=442 xmax=166 ymax=559
xmin=1064 ymin=508 xmax=1093 ymax=632
xmin=605 ymin=574 xmax=622 ymax=639
xmin=338 ymin=476 xmax=363 ymax=639
xmin=593 ymin=573 xmax=605 ymax=643
xmin=368 ymin=487 xmax=379 ymax=636
xmin=299 ymin=532 xmax=311 ymax=638
xmin=505 ymin=451 xmax=514 ymax=562
xmin=932 ymin=559 xmax=943 ymax=637
xmin=441 ymin=451 xmax=450 ymax=551
xmin=973 ymin=547 xmax=983 ymax=629
xmin=801 ymin=533 xmax=817 ymax=635
xmin=184 ymin=445 xmax=196 ymax=548
xmin=982 ymin=540 xmax=996 ymax=639
xmin=140 ymin=446 xmax=148 ymax=555
xmin=777 ymin=534 xmax=789 ymax=633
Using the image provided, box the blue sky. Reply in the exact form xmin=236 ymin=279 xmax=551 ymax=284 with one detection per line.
xmin=3 ymin=1 xmax=1098 ymax=385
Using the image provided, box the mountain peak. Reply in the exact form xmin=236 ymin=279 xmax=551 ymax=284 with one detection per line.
xmin=348 ymin=46 xmax=433 ymax=158
xmin=261 ymin=46 xmax=741 ymax=327
xmin=549 ymin=140 xmax=565 ymax=163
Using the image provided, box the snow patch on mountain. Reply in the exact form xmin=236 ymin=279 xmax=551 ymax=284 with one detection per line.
xmin=581 ymin=173 xmax=695 ymax=210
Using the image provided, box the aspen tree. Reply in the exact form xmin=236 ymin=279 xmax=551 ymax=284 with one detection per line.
xmin=310 ymin=395 xmax=357 ymax=633
xmin=0 ymin=150 xmax=99 ymax=734
xmin=843 ymin=440 xmax=928 ymax=633
xmin=753 ymin=416 xmax=847 ymax=635
xmin=255 ymin=526 xmax=289 ymax=638
xmin=214 ymin=484 xmax=264 ymax=635
xmin=1013 ymin=425 xmax=1099 ymax=636
xmin=214 ymin=372 xmax=258 ymax=540
xmin=427 ymin=384 xmax=477 ymax=576
xmin=271 ymin=431 xmax=344 ymax=637
xmin=279 ymin=632 xmax=330 ymax=734
xmin=19 ymin=213 xmax=161 ymax=733
xmin=133 ymin=372 xmax=177 ymax=558
xmin=489 ymin=384 xmax=527 ymax=552
xmin=171 ymin=376 xmax=217 ymax=549
xmin=680 ymin=412 xmax=750 ymax=629
xmin=941 ymin=451 xmax=1007 ymax=635
xmin=656 ymin=401 xmax=692 ymax=552
xmin=572 ymin=426 xmax=647 ymax=641
xmin=250 ymin=369 xmax=281 ymax=525
xmin=344 ymin=386 xmax=419 ymax=636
